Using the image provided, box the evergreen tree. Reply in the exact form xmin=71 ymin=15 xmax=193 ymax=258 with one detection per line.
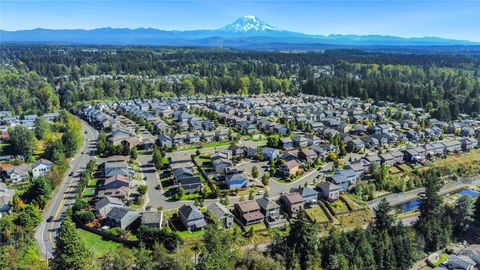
xmin=198 ymin=224 xmax=238 ymax=270
xmin=251 ymin=166 xmax=259 ymax=179
xmin=51 ymin=216 xmax=93 ymax=270
xmin=449 ymin=195 xmax=475 ymax=235
xmin=474 ymin=197 xmax=480 ymax=225
xmin=416 ymin=170 xmax=452 ymax=252
xmin=373 ymin=198 xmax=394 ymax=232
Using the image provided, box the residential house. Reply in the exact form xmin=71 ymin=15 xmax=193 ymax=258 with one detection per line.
xmin=262 ymin=147 xmax=281 ymax=160
xmin=461 ymin=138 xmax=477 ymax=152
xmin=445 ymin=255 xmax=476 ymax=270
xmin=280 ymin=138 xmax=293 ymax=150
xmin=292 ymin=135 xmax=309 ymax=148
xmin=279 ymin=160 xmax=299 ymax=176
xmin=95 ymin=196 xmax=125 ymax=218
xmin=299 ymin=148 xmax=317 ymax=163
xmin=316 ymin=181 xmax=341 ymax=201
xmin=256 ymin=197 xmax=281 ymax=219
xmin=424 ymin=143 xmax=445 ymax=157
xmin=225 ymin=169 xmax=248 ymax=189
xmin=207 ymin=202 xmax=234 ymax=229
xmin=104 ymin=207 xmax=139 ymax=229
xmin=0 ymin=182 xmax=13 ymax=215
xmin=234 ymin=200 xmax=265 ymax=226
xmin=297 ymin=186 xmax=319 ymax=204
xmin=379 ymin=153 xmax=396 ymax=166
xmin=172 ymin=168 xmax=201 ymax=192
xmin=178 ymin=204 xmax=207 ymax=231
xmin=97 ymin=186 xmax=130 ymax=200
xmin=442 ymin=140 xmax=462 ymax=153
xmin=31 ymin=158 xmax=53 ymax=178
xmin=2 ymin=165 xmax=30 ymax=183
xmin=103 ymin=175 xmax=130 ymax=190
xmin=463 ymin=244 xmax=480 ymax=266
xmin=212 ymin=158 xmax=233 ymax=174
xmin=280 ymin=192 xmax=304 ymax=216
xmin=326 ymin=169 xmax=357 ymax=191
xmin=141 ymin=211 xmax=163 ymax=228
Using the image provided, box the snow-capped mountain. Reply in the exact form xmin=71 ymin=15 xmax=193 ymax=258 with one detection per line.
xmin=1 ymin=15 xmax=478 ymax=48
xmin=220 ymin=15 xmax=280 ymax=32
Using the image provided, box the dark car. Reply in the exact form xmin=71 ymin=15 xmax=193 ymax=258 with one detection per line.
xmin=68 ymin=172 xmax=74 ymax=176
xmin=47 ymin=216 xmax=54 ymax=222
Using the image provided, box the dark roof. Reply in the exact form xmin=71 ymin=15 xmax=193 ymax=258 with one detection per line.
xmin=106 ymin=207 xmax=134 ymax=220
xmin=179 ymin=205 xmax=204 ymax=220
xmin=95 ymin=196 xmax=125 ymax=210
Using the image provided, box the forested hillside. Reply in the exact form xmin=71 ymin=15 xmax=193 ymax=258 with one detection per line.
xmin=1 ymin=45 xmax=479 ymax=120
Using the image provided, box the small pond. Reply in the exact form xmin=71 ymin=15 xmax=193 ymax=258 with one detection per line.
xmin=399 ymin=188 xmax=479 ymax=212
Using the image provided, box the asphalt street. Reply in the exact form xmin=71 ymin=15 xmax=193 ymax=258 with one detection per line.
xmin=34 ymin=119 xmax=99 ymax=259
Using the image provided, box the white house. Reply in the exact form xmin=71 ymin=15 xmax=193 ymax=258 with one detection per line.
xmin=31 ymin=159 xmax=53 ymax=178
xmin=2 ymin=165 xmax=30 ymax=183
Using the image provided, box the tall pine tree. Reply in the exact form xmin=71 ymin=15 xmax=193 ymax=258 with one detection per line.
xmin=51 ymin=216 xmax=93 ymax=270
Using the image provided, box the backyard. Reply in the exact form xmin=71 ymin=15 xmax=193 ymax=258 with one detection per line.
xmin=77 ymin=229 xmax=123 ymax=257
xmin=305 ymin=206 xmax=330 ymax=224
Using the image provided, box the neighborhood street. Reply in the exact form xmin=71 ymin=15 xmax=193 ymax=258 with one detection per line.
xmin=34 ymin=119 xmax=99 ymax=259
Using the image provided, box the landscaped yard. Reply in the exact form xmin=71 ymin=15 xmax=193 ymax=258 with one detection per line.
xmin=244 ymin=221 xmax=267 ymax=231
xmin=180 ymin=141 xmax=230 ymax=151
xmin=336 ymin=210 xmax=372 ymax=228
xmin=178 ymin=229 xmax=205 ymax=240
xmin=87 ymin=179 xmax=98 ymax=186
xmin=83 ymin=187 xmax=95 ymax=197
xmin=305 ymin=206 xmax=330 ymax=223
xmin=77 ymin=229 xmax=123 ymax=256
xmin=327 ymin=200 xmax=350 ymax=215
xmin=398 ymin=164 xmax=413 ymax=173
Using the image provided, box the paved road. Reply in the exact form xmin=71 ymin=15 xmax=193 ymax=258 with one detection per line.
xmin=368 ymin=176 xmax=480 ymax=210
xmin=35 ymin=119 xmax=99 ymax=259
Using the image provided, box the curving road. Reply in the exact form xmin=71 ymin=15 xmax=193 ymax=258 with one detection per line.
xmin=35 ymin=119 xmax=98 ymax=259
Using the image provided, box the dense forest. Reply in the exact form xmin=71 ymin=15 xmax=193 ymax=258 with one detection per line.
xmin=1 ymin=45 xmax=480 ymax=120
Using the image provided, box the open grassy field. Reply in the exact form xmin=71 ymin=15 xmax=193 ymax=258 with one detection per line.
xmin=432 ymin=149 xmax=480 ymax=167
xmin=305 ymin=206 xmax=330 ymax=223
xmin=77 ymin=229 xmax=123 ymax=257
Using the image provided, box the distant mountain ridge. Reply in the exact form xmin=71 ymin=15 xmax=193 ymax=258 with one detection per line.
xmin=1 ymin=15 xmax=478 ymax=47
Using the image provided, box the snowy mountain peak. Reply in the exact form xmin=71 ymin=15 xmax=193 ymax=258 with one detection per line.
xmin=221 ymin=15 xmax=280 ymax=32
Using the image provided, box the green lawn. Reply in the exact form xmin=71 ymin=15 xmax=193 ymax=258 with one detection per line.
xmin=328 ymin=200 xmax=350 ymax=215
xmin=87 ymin=179 xmax=98 ymax=187
xmin=180 ymin=141 xmax=230 ymax=151
xmin=83 ymin=187 xmax=95 ymax=197
xmin=77 ymin=229 xmax=123 ymax=256
xmin=178 ymin=229 xmax=205 ymax=240
xmin=305 ymin=207 xmax=330 ymax=223
xmin=244 ymin=222 xmax=267 ymax=231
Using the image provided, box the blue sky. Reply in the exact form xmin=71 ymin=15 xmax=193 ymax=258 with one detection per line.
xmin=1 ymin=0 xmax=479 ymax=41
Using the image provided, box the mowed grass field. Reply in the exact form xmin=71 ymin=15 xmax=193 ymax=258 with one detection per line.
xmin=77 ymin=229 xmax=123 ymax=256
